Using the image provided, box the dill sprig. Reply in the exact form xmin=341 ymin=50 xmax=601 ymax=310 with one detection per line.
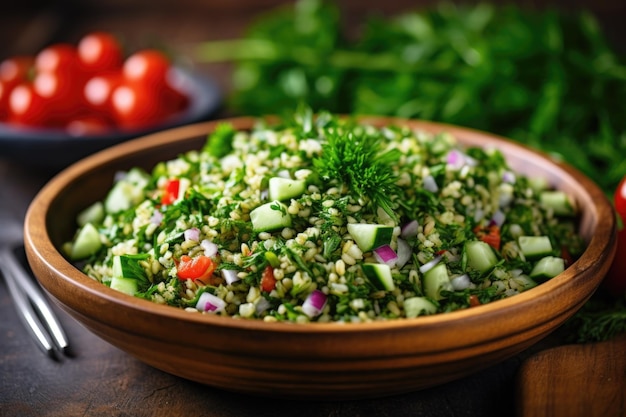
xmin=313 ymin=128 xmax=401 ymax=220
xmin=565 ymin=297 xmax=626 ymax=343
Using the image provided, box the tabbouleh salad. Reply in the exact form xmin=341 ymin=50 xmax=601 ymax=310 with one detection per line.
xmin=64 ymin=109 xmax=585 ymax=323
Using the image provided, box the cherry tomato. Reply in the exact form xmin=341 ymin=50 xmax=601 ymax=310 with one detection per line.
xmin=7 ymin=82 xmax=49 ymax=126
xmin=35 ymin=43 xmax=85 ymax=76
xmin=110 ymin=81 xmax=171 ymax=129
xmin=615 ymin=176 xmax=626 ymax=225
xmin=122 ymin=49 xmax=171 ymax=88
xmin=77 ymin=31 xmax=124 ymax=72
xmin=260 ymin=265 xmax=277 ymax=292
xmin=83 ymin=70 xmax=123 ymax=118
xmin=602 ymin=174 xmax=626 ymax=297
xmin=33 ymin=70 xmax=84 ymax=124
xmin=177 ymin=255 xmax=216 ymax=282
xmin=0 ymin=56 xmax=34 ymax=85
xmin=66 ymin=114 xmax=113 ymax=136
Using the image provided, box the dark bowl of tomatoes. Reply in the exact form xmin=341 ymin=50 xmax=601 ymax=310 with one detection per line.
xmin=0 ymin=32 xmax=222 ymax=170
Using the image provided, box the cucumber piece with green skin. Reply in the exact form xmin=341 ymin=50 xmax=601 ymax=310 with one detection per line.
xmin=518 ymin=236 xmax=553 ymax=259
xmin=77 ymin=201 xmax=104 ymax=227
xmin=347 ymin=223 xmax=394 ymax=252
xmin=104 ymin=168 xmax=150 ymax=214
xmin=530 ymin=256 xmax=564 ymax=282
xmin=404 ymin=296 xmax=437 ymax=318
xmin=70 ymin=223 xmax=102 ymax=260
xmin=540 ymin=191 xmax=576 ymax=216
xmin=362 ymin=263 xmax=395 ymax=291
xmin=268 ymin=177 xmax=306 ymax=201
xmin=465 ymin=240 xmax=498 ymax=273
xmin=250 ymin=201 xmax=292 ymax=232
xmin=423 ymin=262 xmax=452 ymax=300
xmin=110 ymin=276 xmax=138 ymax=296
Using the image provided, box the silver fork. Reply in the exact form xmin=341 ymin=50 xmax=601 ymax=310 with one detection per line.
xmin=0 ymin=211 xmax=70 ymax=359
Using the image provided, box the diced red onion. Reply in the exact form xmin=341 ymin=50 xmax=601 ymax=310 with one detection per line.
xmin=451 ymin=274 xmax=471 ymax=290
xmin=502 ymin=171 xmax=516 ymax=184
xmin=195 ymin=292 xmax=226 ymax=313
xmin=373 ymin=245 xmax=398 ymax=267
xmin=222 ymin=269 xmax=240 ymax=285
xmin=302 ymin=289 xmax=327 ymax=318
xmin=396 ymin=238 xmax=412 ymax=268
xmin=201 ymin=239 xmax=218 ymax=257
xmin=184 ymin=227 xmax=200 ymax=242
xmin=473 ymin=208 xmax=484 ymax=223
xmin=400 ymin=220 xmax=419 ymax=239
xmin=446 ymin=149 xmax=477 ymax=169
xmin=489 ymin=210 xmax=506 ymax=227
xmin=150 ymin=211 xmax=163 ymax=225
xmin=423 ymin=175 xmax=439 ymax=193
xmin=419 ymin=255 xmax=442 ymax=274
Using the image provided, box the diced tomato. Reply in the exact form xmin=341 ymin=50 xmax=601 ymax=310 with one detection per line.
xmin=468 ymin=294 xmax=481 ymax=307
xmin=161 ymin=179 xmax=180 ymax=205
xmin=260 ymin=265 xmax=276 ymax=292
xmin=176 ymin=255 xmax=216 ymax=282
xmin=473 ymin=224 xmax=501 ymax=250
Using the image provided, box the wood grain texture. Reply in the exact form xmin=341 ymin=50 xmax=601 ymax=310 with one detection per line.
xmin=516 ymin=335 xmax=626 ymax=417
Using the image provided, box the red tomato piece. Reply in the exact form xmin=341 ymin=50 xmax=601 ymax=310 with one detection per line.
xmin=161 ymin=179 xmax=180 ymax=205
xmin=110 ymin=81 xmax=170 ymax=130
xmin=615 ymin=176 xmax=626 ymax=226
xmin=7 ymin=82 xmax=49 ymax=126
xmin=83 ymin=70 xmax=123 ymax=117
xmin=35 ymin=43 xmax=85 ymax=75
xmin=77 ymin=31 xmax=124 ymax=72
xmin=66 ymin=114 xmax=113 ymax=136
xmin=0 ymin=56 xmax=34 ymax=85
xmin=260 ymin=265 xmax=276 ymax=292
xmin=469 ymin=294 xmax=481 ymax=307
xmin=177 ymin=255 xmax=216 ymax=282
xmin=122 ymin=49 xmax=171 ymax=88
xmin=33 ymin=71 xmax=84 ymax=125
xmin=473 ymin=224 xmax=501 ymax=250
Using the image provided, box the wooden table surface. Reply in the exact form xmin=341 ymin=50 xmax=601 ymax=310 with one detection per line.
xmin=1 ymin=1 xmax=625 ymax=416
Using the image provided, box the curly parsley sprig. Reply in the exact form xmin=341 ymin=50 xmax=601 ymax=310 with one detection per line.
xmin=313 ymin=127 xmax=401 ymax=221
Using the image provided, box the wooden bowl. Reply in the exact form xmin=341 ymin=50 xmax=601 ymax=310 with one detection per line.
xmin=24 ymin=116 xmax=616 ymax=400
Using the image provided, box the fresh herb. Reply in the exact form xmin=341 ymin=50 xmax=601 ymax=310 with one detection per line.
xmin=195 ymin=0 xmax=626 ymax=196
xmin=565 ymin=297 xmax=626 ymax=343
xmin=313 ymin=127 xmax=401 ymax=220
xmin=203 ymin=122 xmax=236 ymax=158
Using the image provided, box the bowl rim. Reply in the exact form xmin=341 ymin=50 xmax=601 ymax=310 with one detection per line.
xmin=24 ymin=115 xmax=617 ymax=340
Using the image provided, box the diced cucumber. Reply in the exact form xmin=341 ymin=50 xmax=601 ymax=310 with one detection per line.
xmin=540 ymin=191 xmax=576 ymax=216
xmin=110 ymin=276 xmax=138 ymax=296
xmin=347 ymin=223 xmax=394 ymax=252
xmin=104 ymin=168 xmax=150 ymax=214
xmin=404 ymin=296 xmax=437 ymax=318
xmin=250 ymin=201 xmax=292 ymax=232
xmin=530 ymin=256 xmax=565 ymax=281
xmin=268 ymin=177 xmax=306 ymax=201
xmin=423 ymin=262 xmax=452 ymax=300
xmin=362 ymin=263 xmax=395 ymax=291
xmin=465 ymin=240 xmax=498 ymax=273
xmin=518 ymin=236 xmax=553 ymax=259
xmin=70 ymin=223 xmax=102 ymax=260
xmin=77 ymin=201 xmax=104 ymax=227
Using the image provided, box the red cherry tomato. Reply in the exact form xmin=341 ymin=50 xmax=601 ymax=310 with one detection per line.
xmin=33 ymin=70 xmax=84 ymax=124
xmin=110 ymin=81 xmax=172 ymax=130
xmin=7 ymin=82 xmax=49 ymax=126
xmin=35 ymin=43 xmax=84 ymax=75
xmin=615 ymin=176 xmax=626 ymax=226
xmin=83 ymin=71 xmax=123 ymax=118
xmin=122 ymin=49 xmax=171 ymax=88
xmin=66 ymin=114 xmax=113 ymax=136
xmin=0 ymin=56 xmax=34 ymax=85
xmin=77 ymin=31 xmax=124 ymax=72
